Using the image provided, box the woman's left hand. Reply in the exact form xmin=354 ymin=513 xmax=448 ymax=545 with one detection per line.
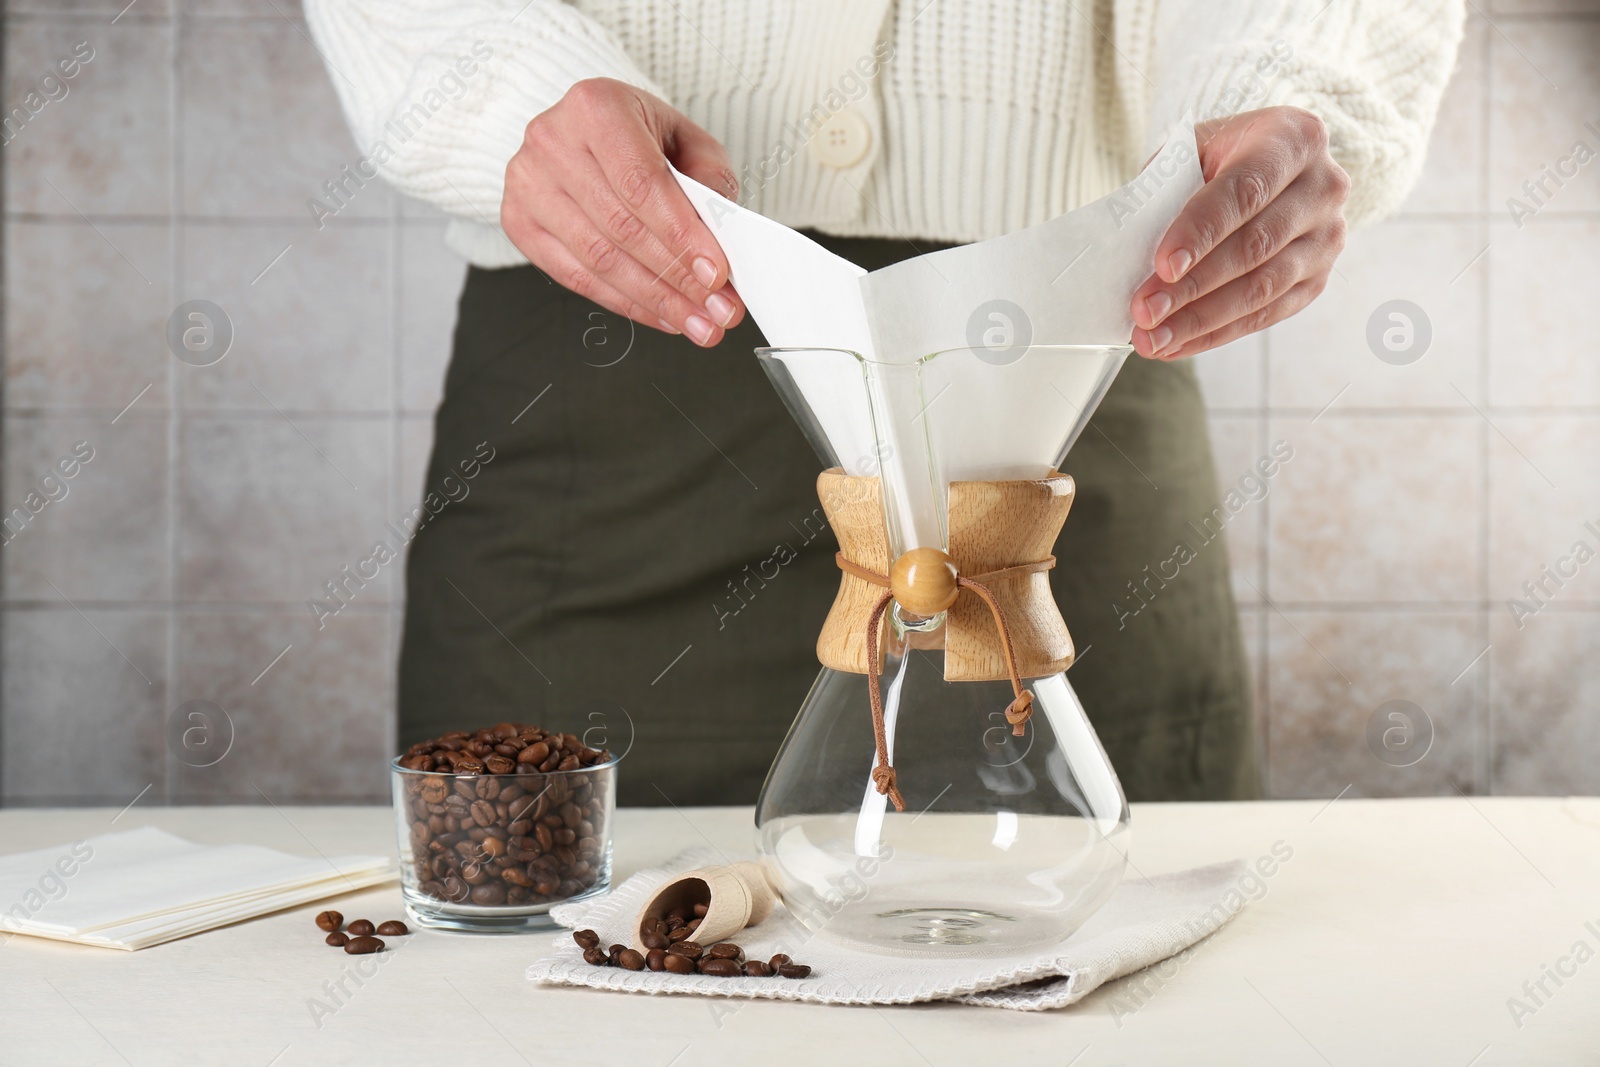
xmin=1131 ymin=106 xmax=1350 ymax=360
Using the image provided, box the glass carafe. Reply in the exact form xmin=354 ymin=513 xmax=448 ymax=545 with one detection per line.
xmin=753 ymin=344 xmax=1133 ymax=957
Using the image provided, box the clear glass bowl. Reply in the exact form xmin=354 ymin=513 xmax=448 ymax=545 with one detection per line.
xmin=752 ymin=344 xmax=1132 ymax=957
xmin=392 ymin=758 xmax=616 ymax=932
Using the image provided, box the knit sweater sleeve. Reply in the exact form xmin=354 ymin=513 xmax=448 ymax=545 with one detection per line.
xmin=303 ymin=0 xmax=665 ymax=236
xmin=1142 ymin=0 xmax=1466 ymax=227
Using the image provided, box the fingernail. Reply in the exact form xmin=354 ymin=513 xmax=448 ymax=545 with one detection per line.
xmin=692 ymin=257 xmax=719 ymax=288
xmin=705 ymin=291 xmax=736 ymax=328
xmin=658 ymin=318 xmax=680 ymax=334
xmin=1150 ymin=325 xmax=1173 ymax=352
xmin=685 ymin=314 xmax=715 ymax=346
xmin=1143 ymin=291 xmax=1173 ymax=326
xmin=1168 ymin=249 xmax=1193 ymax=280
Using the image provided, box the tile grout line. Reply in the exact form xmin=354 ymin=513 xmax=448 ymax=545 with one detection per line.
xmin=6 ymin=597 xmax=1580 ymax=612
xmin=1260 ymin=326 xmax=1273 ymax=794
xmin=1478 ymin=19 xmax=1494 ymax=798
xmin=19 ymin=211 xmax=1600 ymax=227
xmin=387 ymin=185 xmax=402 ymax=761
xmin=164 ymin=2 xmax=184 ymax=805
xmin=0 ymin=0 xmax=8 ymax=802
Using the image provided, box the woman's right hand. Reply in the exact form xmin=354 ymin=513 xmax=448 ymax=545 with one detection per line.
xmin=502 ymin=78 xmax=745 ymax=347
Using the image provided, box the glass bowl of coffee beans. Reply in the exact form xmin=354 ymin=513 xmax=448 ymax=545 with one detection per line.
xmin=392 ymin=723 xmax=617 ymax=932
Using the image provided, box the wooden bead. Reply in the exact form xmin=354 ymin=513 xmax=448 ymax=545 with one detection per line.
xmin=889 ymin=548 xmax=959 ymax=617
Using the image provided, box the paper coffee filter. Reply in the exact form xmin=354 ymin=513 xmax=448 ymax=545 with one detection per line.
xmin=678 ymin=123 xmax=1202 ymax=550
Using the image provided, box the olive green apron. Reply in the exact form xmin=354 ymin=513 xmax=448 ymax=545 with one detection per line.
xmin=400 ymin=235 xmax=1260 ymax=806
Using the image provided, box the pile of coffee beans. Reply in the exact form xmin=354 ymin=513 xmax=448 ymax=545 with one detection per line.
xmin=397 ymin=723 xmax=613 ymax=908
xmin=315 ymin=910 xmax=410 ymax=955
xmin=574 ymin=915 xmax=813 ymax=980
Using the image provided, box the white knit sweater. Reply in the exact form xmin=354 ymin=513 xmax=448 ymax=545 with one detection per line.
xmin=305 ymin=0 xmax=1463 ymax=268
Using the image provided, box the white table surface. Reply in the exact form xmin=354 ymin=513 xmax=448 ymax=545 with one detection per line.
xmin=1 ymin=798 xmax=1596 ymax=1066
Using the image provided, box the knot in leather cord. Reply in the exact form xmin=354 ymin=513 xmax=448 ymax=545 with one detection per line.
xmin=838 ymin=551 xmax=1052 ymax=812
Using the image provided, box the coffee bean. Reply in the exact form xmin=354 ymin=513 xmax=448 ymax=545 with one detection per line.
xmin=699 ymin=958 xmax=741 ymax=977
xmin=582 ymin=946 xmax=608 ymax=966
xmin=768 ymin=953 xmax=791 ymax=970
xmin=641 ymin=929 xmax=668 ymax=951
xmin=646 ymin=949 xmax=667 ymax=971
xmin=315 ymin=910 xmax=343 ymax=932
xmin=325 ymin=932 xmax=348 ymax=947
xmin=470 ymin=883 xmax=506 ymax=906
xmin=744 ymin=960 xmax=772 ymax=977
xmin=399 ymin=722 xmax=612 ymax=913
xmin=344 ymin=935 xmax=384 ymax=955
xmin=778 ymin=964 xmax=811 ymax=979
xmin=376 ymin=920 xmax=408 ymax=936
xmin=662 ymin=952 xmax=696 ymax=975
xmin=347 ymin=919 xmax=375 ymax=937
xmin=667 ymin=926 xmax=694 ymax=943
xmin=692 ymin=902 xmax=709 ymax=917
xmin=666 ymin=940 xmax=703 ymax=961
xmin=707 ymin=942 xmax=743 ymax=961
xmin=617 ymin=949 xmax=646 ymax=971
xmin=573 ymin=929 xmax=600 ymax=949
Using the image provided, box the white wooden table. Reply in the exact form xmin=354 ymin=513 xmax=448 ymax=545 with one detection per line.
xmin=1 ymin=798 xmax=1596 ymax=1066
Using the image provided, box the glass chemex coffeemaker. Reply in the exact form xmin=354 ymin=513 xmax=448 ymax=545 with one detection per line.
xmin=750 ymin=341 xmax=1133 ymax=957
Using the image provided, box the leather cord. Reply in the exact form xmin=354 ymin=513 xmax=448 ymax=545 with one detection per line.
xmin=836 ymin=551 xmax=1054 ymax=812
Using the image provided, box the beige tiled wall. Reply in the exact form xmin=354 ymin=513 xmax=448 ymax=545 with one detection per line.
xmin=3 ymin=3 xmax=1595 ymax=805
xmin=1193 ymin=5 xmax=1600 ymax=799
xmin=2 ymin=0 xmax=465 ymax=804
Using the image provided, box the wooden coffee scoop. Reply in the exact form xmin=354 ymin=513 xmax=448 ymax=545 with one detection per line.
xmin=632 ymin=862 xmax=776 ymax=951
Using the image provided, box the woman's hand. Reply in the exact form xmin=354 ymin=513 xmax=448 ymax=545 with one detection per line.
xmin=1131 ymin=106 xmax=1350 ymax=360
xmin=502 ymin=78 xmax=745 ymax=347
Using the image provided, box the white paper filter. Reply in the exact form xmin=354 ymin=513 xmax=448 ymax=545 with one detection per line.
xmin=0 ymin=827 xmax=394 ymax=950
xmin=674 ymin=126 xmax=1203 ymax=549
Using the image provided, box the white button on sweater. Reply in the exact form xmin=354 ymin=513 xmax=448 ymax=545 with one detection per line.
xmin=304 ymin=0 xmax=1464 ymax=268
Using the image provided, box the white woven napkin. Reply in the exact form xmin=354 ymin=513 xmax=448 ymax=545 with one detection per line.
xmin=528 ymin=848 xmax=1247 ymax=1011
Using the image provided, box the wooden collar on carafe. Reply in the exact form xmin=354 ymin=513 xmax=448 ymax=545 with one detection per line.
xmin=835 ymin=548 xmax=1054 ymax=812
